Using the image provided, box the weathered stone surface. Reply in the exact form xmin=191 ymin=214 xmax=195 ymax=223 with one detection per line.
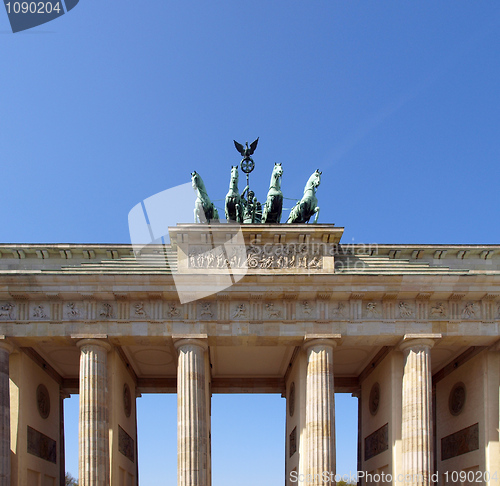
xmin=303 ymin=338 xmax=337 ymax=484
xmin=27 ymin=425 xmax=57 ymax=463
xmin=364 ymin=423 xmax=388 ymax=460
xmin=0 ymin=226 xmax=499 ymax=484
xmin=0 ymin=343 xmax=12 ymax=486
xmin=441 ymin=423 xmax=479 ymax=461
xmin=174 ymin=338 xmax=208 ymax=486
xmin=118 ymin=425 xmax=135 ymax=463
xmin=400 ymin=338 xmax=435 ymax=486
xmin=78 ymin=339 xmax=111 ymax=486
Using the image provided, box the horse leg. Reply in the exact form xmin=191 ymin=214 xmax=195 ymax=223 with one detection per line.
xmin=262 ymin=197 xmax=272 ymax=223
xmin=300 ymin=202 xmax=307 ymax=223
xmin=194 ymin=207 xmax=198 ymax=223
xmin=313 ymin=206 xmax=320 ymax=224
xmin=236 ymin=202 xmax=242 ymax=223
xmin=286 ymin=202 xmax=298 ymax=223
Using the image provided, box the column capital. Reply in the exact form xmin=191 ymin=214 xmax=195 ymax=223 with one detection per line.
xmin=173 ymin=335 xmax=208 ymax=352
xmin=399 ymin=333 xmax=441 ymax=352
xmin=76 ymin=338 xmax=112 ymax=352
xmin=303 ymin=334 xmax=341 ymax=351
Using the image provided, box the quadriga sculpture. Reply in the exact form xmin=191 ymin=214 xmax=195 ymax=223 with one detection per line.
xmin=287 ymin=169 xmax=321 ymax=224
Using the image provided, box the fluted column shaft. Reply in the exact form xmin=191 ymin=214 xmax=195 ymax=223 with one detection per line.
xmin=175 ymin=338 xmax=208 ymax=486
xmin=0 ymin=343 xmax=12 ymax=486
xmin=77 ymin=339 xmax=111 ymax=486
xmin=400 ymin=338 xmax=434 ymax=486
xmin=304 ymin=339 xmax=337 ymax=484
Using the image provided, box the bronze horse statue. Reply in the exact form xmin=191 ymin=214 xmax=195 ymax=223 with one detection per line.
xmin=191 ymin=171 xmax=219 ymax=223
xmin=262 ymin=163 xmax=283 ymax=223
xmin=225 ymin=166 xmax=247 ymax=223
xmin=287 ymin=169 xmax=321 ymax=224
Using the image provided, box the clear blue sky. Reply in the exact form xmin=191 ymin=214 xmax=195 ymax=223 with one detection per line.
xmin=2 ymin=1 xmax=500 ymax=484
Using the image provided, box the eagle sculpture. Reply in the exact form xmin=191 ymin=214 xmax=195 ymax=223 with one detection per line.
xmin=233 ymin=138 xmax=259 ymax=161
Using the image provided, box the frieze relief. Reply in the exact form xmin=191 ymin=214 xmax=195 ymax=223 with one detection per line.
xmin=232 ymin=303 xmax=247 ymax=319
xmin=331 ymin=302 xmax=346 ymax=319
xmin=166 ymin=302 xmax=182 ymax=319
xmin=133 ymin=302 xmax=148 ymax=318
xmin=365 ymin=302 xmax=381 ymax=319
xmin=198 ymin=302 xmax=215 ymax=320
xmin=65 ymin=302 xmax=84 ymax=320
xmin=0 ymin=302 xmax=16 ymax=320
xmin=99 ymin=303 xmax=113 ymax=319
xmin=187 ymin=243 xmax=329 ymax=271
xmin=398 ymin=301 xmax=413 ymax=318
xmin=301 ymin=301 xmax=314 ymax=316
xmin=0 ymin=298 xmax=495 ymax=323
xmin=265 ymin=302 xmax=281 ymax=318
xmin=187 ymin=245 xmax=247 ymax=270
xmin=430 ymin=302 xmax=447 ymax=317
xmin=32 ymin=304 xmax=48 ymax=319
xmin=462 ymin=302 xmax=479 ymax=319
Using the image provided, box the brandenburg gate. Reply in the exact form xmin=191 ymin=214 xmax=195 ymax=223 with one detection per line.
xmin=0 ymin=223 xmax=499 ymax=485
xmin=0 ymin=142 xmax=499 ymax=485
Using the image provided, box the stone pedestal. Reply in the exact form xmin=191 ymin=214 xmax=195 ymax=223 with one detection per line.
xmin=303 ymin=338 xmax=337 ymax=484
xmin=0 ymin=343 xmax=12 ymax=486
xmin=174 ymin=338 xmax=209 ymax=486
xmin=400 ymin=338 xmax=435 ymax=486
xmin=77 ymin=339 xmax=111 ymax=486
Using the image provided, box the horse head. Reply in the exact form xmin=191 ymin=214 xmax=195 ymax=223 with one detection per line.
xmin=230 ymin=165 xmax=239 ymax=186
xmin=312 ymin=169 xmax=322 ymax=187
xmin=273 ymin=162 xmax=283 ymax=178
xmin=191 ymin=171 xmax=199 ymax=189
xmin=305 ymin=169 xmax=322 ymax=191
xmin=191 ymin=171 xmax=206 ymax=194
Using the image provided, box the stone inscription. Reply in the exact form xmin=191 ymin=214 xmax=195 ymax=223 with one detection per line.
xmin=27 ymin=426 xmax=57 ymax=464
xmin=364 ymin=423 xmax=388 ymax=461
xmin=441 ymin=423 xmax=479 ymax=461
xmin=119 ymin=425 xmax=135 ymax=463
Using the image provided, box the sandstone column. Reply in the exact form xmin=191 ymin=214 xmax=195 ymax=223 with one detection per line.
xmin=77 ymin=339 xmax=111 ymax=486
xmin=174 ymin=338 xmax=209 ymax=486
xmin=400 ymin=338 xmax=435 ymax=486
xmin=0 ymin=342 xmax=12 ymax=486
xmin=303 ymin=338 xmax=337 ymax=484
